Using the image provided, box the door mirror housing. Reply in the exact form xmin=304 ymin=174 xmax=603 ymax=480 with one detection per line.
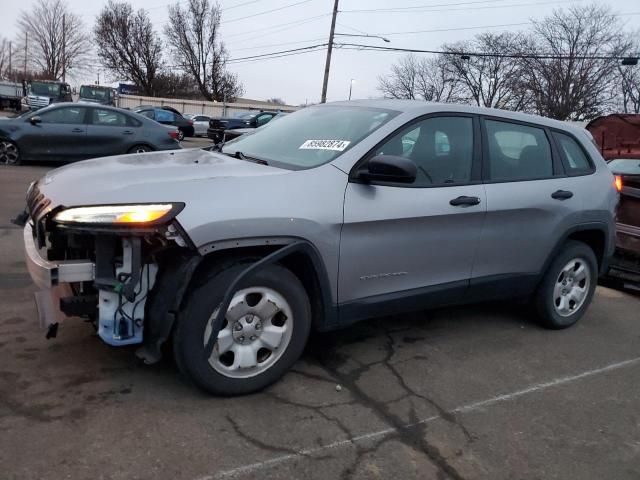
xmin=29 ymin=116 xmax=42 ymax=125
xmin=356 ymin=155 xmax=417 ymax=184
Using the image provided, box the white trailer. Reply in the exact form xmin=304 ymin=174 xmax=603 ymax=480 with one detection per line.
xmin=0 ymin=80 xmax=24 ymax=111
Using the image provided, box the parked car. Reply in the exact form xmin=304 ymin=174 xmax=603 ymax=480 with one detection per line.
xmin=26 ymin=80 xmax=72 ymax=110
xmin=183 ymin=114 xmax=211 ymax=137
xmin=207 ymin=110 xmax=279 ymax=143
xmin=607 ymin=158 xmax=640 ymax=287
xmin=222 ymin=112 xmax=287 ymax=142
xmin=77 ymin=85 xmax=117 ymax=106
xmin=19 ymin=100 xmax=616 ymax=396
xmin=134 ymin=106 xmax=194 ymax=141
xmin=0 ymin=103 xmax=180 ymax=164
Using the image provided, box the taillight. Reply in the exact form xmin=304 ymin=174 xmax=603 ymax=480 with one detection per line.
xmin=168 ymin=130 xmax=179 ymax=140
xmin=614 ymin=175 xmax=623 ymax=192
xmin=188 ymin=120 xmax=194 ymax=125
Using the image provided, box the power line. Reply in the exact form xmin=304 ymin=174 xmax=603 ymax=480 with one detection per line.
xmin=335 ymin=42 xmax=636 ymax=61
xmin=340 ymin=0 xmax=586 ymax=15
xmin=223 ymin=13 xmax=330 ymax=40
xmin=227 ymin=44 xmax=328 ymax=63
xmin=341 ymin=0 xmax=513 ymax=13
xmin=223 ymin=0 xmax=316 ymax=24
xmin=230 ymin=37 xmax=326 ymax=52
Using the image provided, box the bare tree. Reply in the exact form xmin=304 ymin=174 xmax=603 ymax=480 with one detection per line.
xmin=164 ymin=0 xmax=243 ymax=101
xmin=16 ymin=0 xmax=89 ymax=80
xmin=615 ymin=39 xmax=640 ymax=114
xmin=377 ymin=54 xmax=459 ymax=102
xmin=522 ymin=4 xmax=631 ymax=120
xmin=266 ymin=97 xmax=286 ymax=105
xmin=95 ymin=1 xmax=163 ymax=96
xmin=154 ymin=71 xmax=200 ymax=99
xmin=443 ymin=32 xmax=532 ymax=110
xmin=0 ymin=37 xmax=10 ymax=77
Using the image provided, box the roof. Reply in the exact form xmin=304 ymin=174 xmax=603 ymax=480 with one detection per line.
xmin=587 ymin=114 xmax=640 ymax=129
xmin=326 ymin=99 xmax=584 ymax=134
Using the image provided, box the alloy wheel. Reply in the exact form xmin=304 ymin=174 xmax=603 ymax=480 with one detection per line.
xmin=0 ymin=141 xmax=19 ymax=165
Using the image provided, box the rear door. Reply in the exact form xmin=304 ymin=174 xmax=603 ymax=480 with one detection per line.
xmin=471 ymin=117 xmax=584 ymax=297
xmin=339 ymin=114 xmax=486 ymax=315
xmin=21 ymin=106 xmax=88 ymax=161
xmin=85 ymin=108 xmax=141 ymax=158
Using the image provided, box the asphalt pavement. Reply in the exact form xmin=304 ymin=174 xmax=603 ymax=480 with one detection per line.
xmin=1 ymin=164 xmax=639 ymax=480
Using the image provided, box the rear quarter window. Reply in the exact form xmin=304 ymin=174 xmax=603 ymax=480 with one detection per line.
xmin=553 ymin=131 xmax=594 ymax=175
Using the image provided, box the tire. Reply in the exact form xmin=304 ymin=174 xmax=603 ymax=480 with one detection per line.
xmin=177 ymin=129 xmax=185 ymax=142
xmin=534 ymin=240 xmax=598 ymax=329
xmin=127 ymin=144 xmax=152 ymax=154
xmin=174 ymin=262 xmax=311 ymax=395
xmin=0 ymin=140 xmax=21 ymax=165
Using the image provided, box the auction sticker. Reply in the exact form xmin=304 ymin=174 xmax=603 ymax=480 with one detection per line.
xmin=299 ymin=139 xmax=351 ymax=151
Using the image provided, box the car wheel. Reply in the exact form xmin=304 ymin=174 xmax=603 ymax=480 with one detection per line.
xmin=177 ymin=129 xmax=185 ymax=142
xmin=127 ymin=144 xmax=152 ymax=154
xmin=534 ymin=240 xmax=598 ymax=329
xmin=0 ymin=140 xmax=20 ymax=165
xmin=174 ymin=262 xmax=311 ymax=395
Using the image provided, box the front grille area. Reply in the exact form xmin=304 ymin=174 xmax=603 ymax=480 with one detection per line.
xmin=27 ymin=185 xmax=51 ymax=222
xmin=209 ymin=119 xmax=228 ymax=129
xmin=27 ymin=96 xmax=50 ymax=109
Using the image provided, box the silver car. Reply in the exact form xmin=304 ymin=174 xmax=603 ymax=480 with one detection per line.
xmin=20 ymin=100 xmax=617 ymax=395
xmin=183 ymin=114 xmax=210 ymax=137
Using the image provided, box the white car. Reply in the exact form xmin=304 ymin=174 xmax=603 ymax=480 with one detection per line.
xmin=184 ymin=114 xmax=210 ymax=137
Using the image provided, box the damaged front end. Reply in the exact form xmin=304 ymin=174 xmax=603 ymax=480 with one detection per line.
xmin=22 ymin=183 xmax=200 ymax=363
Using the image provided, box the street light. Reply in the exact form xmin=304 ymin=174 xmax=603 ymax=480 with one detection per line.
xmin=348 ymin=78 xmax=355 ymax=100
xmin=334 ymin=33 xmax=391 ymax=43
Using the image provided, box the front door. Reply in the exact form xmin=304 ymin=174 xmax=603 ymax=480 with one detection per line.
xmin=22 ymin=106 xmax=88 ymax=161
xmin=85 ymin=108 xmax=139 ymax=158
xmin=338 ymin=115 xmax=486 ymax=317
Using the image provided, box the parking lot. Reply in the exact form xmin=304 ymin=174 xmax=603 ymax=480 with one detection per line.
xmin=1 ymin=164 xmax=639 ymax=479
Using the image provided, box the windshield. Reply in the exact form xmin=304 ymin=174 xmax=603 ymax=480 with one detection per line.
xmin=30 ymin=82 xmax=61 ymax=96
xmin=221 ymin=105 xmax=398 ymax=169
xmin=80 ymin=86 xmax=112 ymax=101
xmin=237 ymin=112 xmax=256 ymax=120
xmin=608 ymin=159 xmax=640 ymax=175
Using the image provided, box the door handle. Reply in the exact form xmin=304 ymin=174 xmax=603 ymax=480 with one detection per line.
xmin=71 ymin=128 xmax=84 ymax=133
xmin=449 ymin=196 xmax=481 ymax=206
xmin=551 ymin=190 xmax=573 ymax=200
xmin=122 ymin=130 xmax=134 ymax=135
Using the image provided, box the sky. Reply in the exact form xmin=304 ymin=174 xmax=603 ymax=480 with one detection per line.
xmin=1 ymin=0 xmax=637 ymax=105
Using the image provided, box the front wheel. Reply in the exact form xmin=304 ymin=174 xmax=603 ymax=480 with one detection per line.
xmin=0 ymin=140 xmax=20 ymax=165
xmin=174 ymin=263 xmax=311 ymax=395
xmin=534 ymin=240 xmax=598 ymax=329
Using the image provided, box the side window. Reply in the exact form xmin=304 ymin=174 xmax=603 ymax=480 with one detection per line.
xmin=195 ymin=116 xmax=208 ymax=122
xmin=373 ymin=116 xmax=474 ymax=186
xmin=38 ymin=107 xmax=86 ymax=124
xmin=485 ymin=120 xmax=553 ymax=181
xmin=256 ymin=114 xmax=272 ymax=127
xmin=155 ymin=110 xmax=175 ymax=122
xmin=92 ymin=109 xmax=128 ymax=126
xmin=139 ymin=110 xmax=155 ymax=120
xmin=553 ymin=131 xmax=593 ymax=173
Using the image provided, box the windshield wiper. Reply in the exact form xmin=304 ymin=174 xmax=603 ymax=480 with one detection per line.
xmin=233 ymin=151 xmax=269 ymax=165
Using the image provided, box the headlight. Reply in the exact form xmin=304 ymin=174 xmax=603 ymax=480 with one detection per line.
xmin=54 ymin=204 xmax=182 ymax=225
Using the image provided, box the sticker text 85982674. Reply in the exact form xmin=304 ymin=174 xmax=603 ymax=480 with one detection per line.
xmin=299 ymin=140 xmax=351 ymax=151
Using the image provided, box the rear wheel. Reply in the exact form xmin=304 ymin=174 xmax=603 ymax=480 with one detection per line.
xmin=174 ymin=263 xmax=311 ymax=395
xmin=534 ymin=240 xmax=598 ymax=329
xmin=127 ymin=144 xmax=152 ymax=154
xmin=0 ymin=140 xmax=20 ymax=165
xmin=177 ymin=129 xmax=185 ymax=141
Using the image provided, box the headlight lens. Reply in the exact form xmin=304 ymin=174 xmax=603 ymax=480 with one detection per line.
xmin=54 ymin=204 xmax=178 ymax=225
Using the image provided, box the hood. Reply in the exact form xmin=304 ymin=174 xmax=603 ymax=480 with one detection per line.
xmin=37 ymin=148 xmax=288 ymax=209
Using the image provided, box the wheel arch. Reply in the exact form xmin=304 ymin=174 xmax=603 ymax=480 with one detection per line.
xmin=544 ymin=223 xmax=611 ymax=277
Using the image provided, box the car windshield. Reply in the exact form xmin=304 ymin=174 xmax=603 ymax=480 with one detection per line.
xmin=220 ymin=105 xmax=398 ymax=169
xmin=80 ymin=86 xmax=112 ymax=101
xmin=30 ymin=82 xmax=60 ymax=96
xmin=237 ymin=112 xmax=256 ymax=120
xmin=608 ymin=159 xmax=640 ymax=174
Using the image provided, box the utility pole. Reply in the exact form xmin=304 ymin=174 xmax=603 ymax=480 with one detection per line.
xmin=8 ymin=41 xmax=12 ymax=80
xmin=320 ymin=0 xmax=339 ymax=103
xmin=24 ymin=32 xmax=28 ymax=78
xmin=62 ymin=14 xmax=66 ymax=82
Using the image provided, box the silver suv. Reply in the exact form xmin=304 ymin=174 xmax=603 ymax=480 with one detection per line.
xmin=21 ymin=100 xmax=618 ymax=395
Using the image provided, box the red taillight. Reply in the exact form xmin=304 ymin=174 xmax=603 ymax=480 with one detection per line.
xmin=614 ymin=175 xmax=623 ymax=192
xmin=168 ymin=130 xmax=179 ymax=140
xmin=188 ymin=120 xmax=194 ymax=125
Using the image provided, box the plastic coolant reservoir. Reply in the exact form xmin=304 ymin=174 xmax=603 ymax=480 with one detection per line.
xmin=98 ymin=264 xmax=158 ymax=346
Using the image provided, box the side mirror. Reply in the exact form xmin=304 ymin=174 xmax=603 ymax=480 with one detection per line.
xmin=357 ymin=155 xmax=417 ymax=184
xmin=29 ymin=116 xmax=42 ymax=125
